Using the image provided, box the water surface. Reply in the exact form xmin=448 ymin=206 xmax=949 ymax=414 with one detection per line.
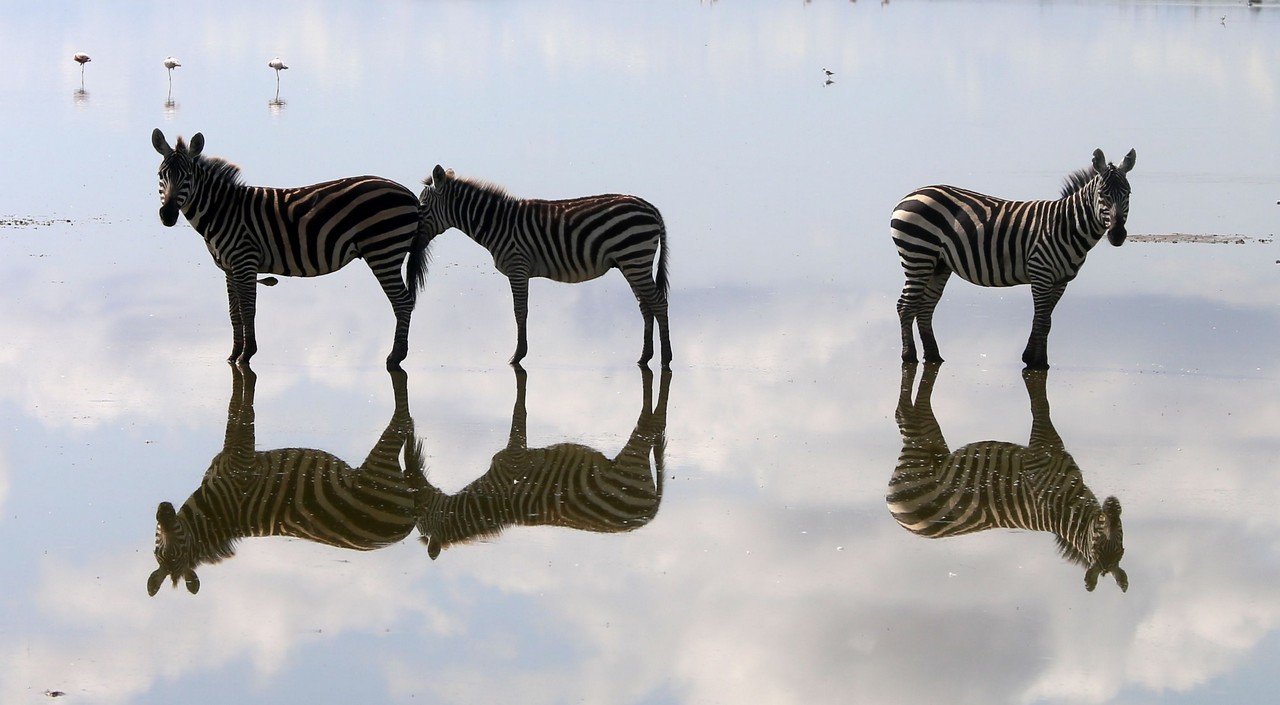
xmin=1 ymin=1 xmax=1278 ymax=704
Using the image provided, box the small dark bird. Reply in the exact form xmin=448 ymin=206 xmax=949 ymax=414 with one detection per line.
xmin=822 ymin=67 xmax=835 ymax=78
xmin=73 ymin=52 xmax=91 ymax=77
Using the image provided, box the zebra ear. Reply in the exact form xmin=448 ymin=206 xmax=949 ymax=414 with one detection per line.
xmin=1091 ymin=149 xmax=1107 ymax=173
xmin=184 ymin=570 xmax=201 ymax=594
xmin=188 ymin=132 xmax=205 ymax=158
xmin=432 ymin=164 xmax=449 ymax=184
xmin=1113 ymin=566 xmax=1129 ymax=592
xmin=147 ymin=568 xmax=167 ymax=596
xmin=1119 ymin=149 xmax=1136 ymax=173
xmin=152 ymin=128 xmax=173 ymax=156
xmin=1084 ymin=564 xmax=1101 ymax=591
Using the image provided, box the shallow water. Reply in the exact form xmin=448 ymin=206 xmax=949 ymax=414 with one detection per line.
xmin=1 ymin=1 xmax=1279 ymax=704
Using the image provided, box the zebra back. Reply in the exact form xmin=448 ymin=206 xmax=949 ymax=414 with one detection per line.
xmin=149 ymin=366 xmax=425 ymax=595
xmin=419 ymin=167 xmax=667 ymax=284
xmin=417 ymin=367 xmax=669 ymax=559
xmin=886 ymin=364 xmax=1128 ymax=591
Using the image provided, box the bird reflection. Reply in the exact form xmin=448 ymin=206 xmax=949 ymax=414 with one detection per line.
xmin=887 ymin=363 xmax=1128 ymax=592
xmin=268 ymin=96 xmax=287 ymax=116
xmin=148 ymin=364 xmax=425 ymax=596
xmin=416 ymin=366 xmax=670 ymax=559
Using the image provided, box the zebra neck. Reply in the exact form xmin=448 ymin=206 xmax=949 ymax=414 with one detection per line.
xmin=183 ymin=160 xmax=249 ymax=233
xmin=423 ymin=485 xmax=513 ymax=548
xmin=1050 ymin=495 xmax=1102 ymax=566
xmin=175 ymin=502 xmax=241 ymax=564
xmin=1058 ymin=179 xmax=1106 ymax=247
xmin=449 ymin=184 xmax=519 ymax=247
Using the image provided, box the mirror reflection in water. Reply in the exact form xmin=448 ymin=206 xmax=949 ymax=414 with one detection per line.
xmin=887 ymin=363 xmax=1127 ymax=592
xmin=417 ymin=366 xmax=670 ymax=559
xmin=148 ymin=365 xmax=424 ymax=596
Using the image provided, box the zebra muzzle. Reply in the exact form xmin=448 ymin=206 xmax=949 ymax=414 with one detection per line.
xmin=1106 ymin=223 xmax=1127 ymax=246
xmin=159 ymin=202 xmax=181 ymax=227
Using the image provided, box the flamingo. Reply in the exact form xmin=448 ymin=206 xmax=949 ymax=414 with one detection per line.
xmin=164 ymin=56 xmax=181 ymax=91
xmin=73 ymin=52 xmax=91 ymax=78
xmin=268 ymin=56 xmax=288 ymax=95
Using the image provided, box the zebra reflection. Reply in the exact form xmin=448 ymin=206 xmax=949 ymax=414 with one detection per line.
xmin=416 ymin=367 xmax=670 ymax=559
xmin=887 ymin=364 xmax=1127 ymax=591
xmin=148 ymin=365 xmax=424 ymax=595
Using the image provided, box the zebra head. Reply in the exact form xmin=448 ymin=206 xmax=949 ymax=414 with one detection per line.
xmin=417 ymin=164 xmax=457 ymax=242
xmin=1085 ymin=495 xmax=1128 ymax=592
xmin=151 ymin=128 xmax=205 ymax=227
xmin=1091 ymin=148 xmax=1136 ymax=247
xmin=147 ymin=501 xmax=201 ymax=596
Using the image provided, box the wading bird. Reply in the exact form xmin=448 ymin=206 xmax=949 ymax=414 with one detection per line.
xmin=74 ymin=52 xmax=91 ymax=78
xmin=164 ymin=56 xmax=181 ymax=90
xmin=268 ymin=57 xmax=288 ymax=97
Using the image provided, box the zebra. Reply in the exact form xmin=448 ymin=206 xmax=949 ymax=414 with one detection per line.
xmin=417 ymin=165 xmax=671 ymax=368
xmin=892 ymin=148 xmax=1136 ymax=369
xmin=148 ymin=364 xmax=426 ymax=595
xmin=151 ymin=129 xmax=429 ymax=370
xmin=415 ymin=365 xmax=670 ymax=559
xmin=887 ymin=363 xmax=1127 ymax=591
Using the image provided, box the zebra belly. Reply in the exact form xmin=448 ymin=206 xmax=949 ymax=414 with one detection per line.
xmin=520 ymin=259 xmax=610 ymax=284
xmin=258 ymin=244 xmax=360 ymax=277
xmin=941 ymin=236 xmax=1030 ymax=288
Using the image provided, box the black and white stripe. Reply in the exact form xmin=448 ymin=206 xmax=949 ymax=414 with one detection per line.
xmin=418 ymin=165 xmax=671 ymax=368
xmin=416 ymin=367 xmax=669 ymax=559
xmin=148 ymin=365 xmax=425 ymax=595
xmin=152 ymin=129 xmax=428 ymax=369
xmin=886 ymin=363 xmax=1127 ymax=592
xmin=892 ymin=148 xmax=1136 ymax=368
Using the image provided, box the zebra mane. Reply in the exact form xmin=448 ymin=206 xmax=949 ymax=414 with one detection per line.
xmin=1059 ymin=167 xmax=1096 ymax=199
xmin=450 ymin=173 xmax=514 ymax=201
xmin=1055 ymin=534 xmax=1091 ymax=567
xmin=194 ymin=154 xmax=245 ymax=186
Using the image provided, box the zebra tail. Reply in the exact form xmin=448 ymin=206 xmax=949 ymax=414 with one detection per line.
xmin=405 ymin=218 xmax=433 ymax=299
xmin=655 ymin=213 xmax=669 ymax=300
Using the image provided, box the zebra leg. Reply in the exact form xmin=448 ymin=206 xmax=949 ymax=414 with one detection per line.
xmin=371 ymin=260 xmax=415 ymax=371
xmin=897 ymin=263 xmax=948 ymax=363
xmin=508 ymin=365 xmax=529 ymax=451
xmin=654 ymin=289 xmax=672 ymax=369
xmin=508 ymin=275 xmax=530 ymax=366
xmin=1022 ymin=368 xmax=1064 ymax=454
xmin=226 ymin=269 xmax=259 ymax=364
xmin=225 ymin=274 xmax=244 ymax=362
xmin=915 ymin=267 xmax=951 ymax=363
xmin=622 ymin=265 xmax=670 ymax=368
xmin=897 ymin=289 xmax=919 ymax=363
xmin=223 ymin=362 xmax=257 ymax=468
xmin=1022 ymin=282 xmax=1066 ymax=369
